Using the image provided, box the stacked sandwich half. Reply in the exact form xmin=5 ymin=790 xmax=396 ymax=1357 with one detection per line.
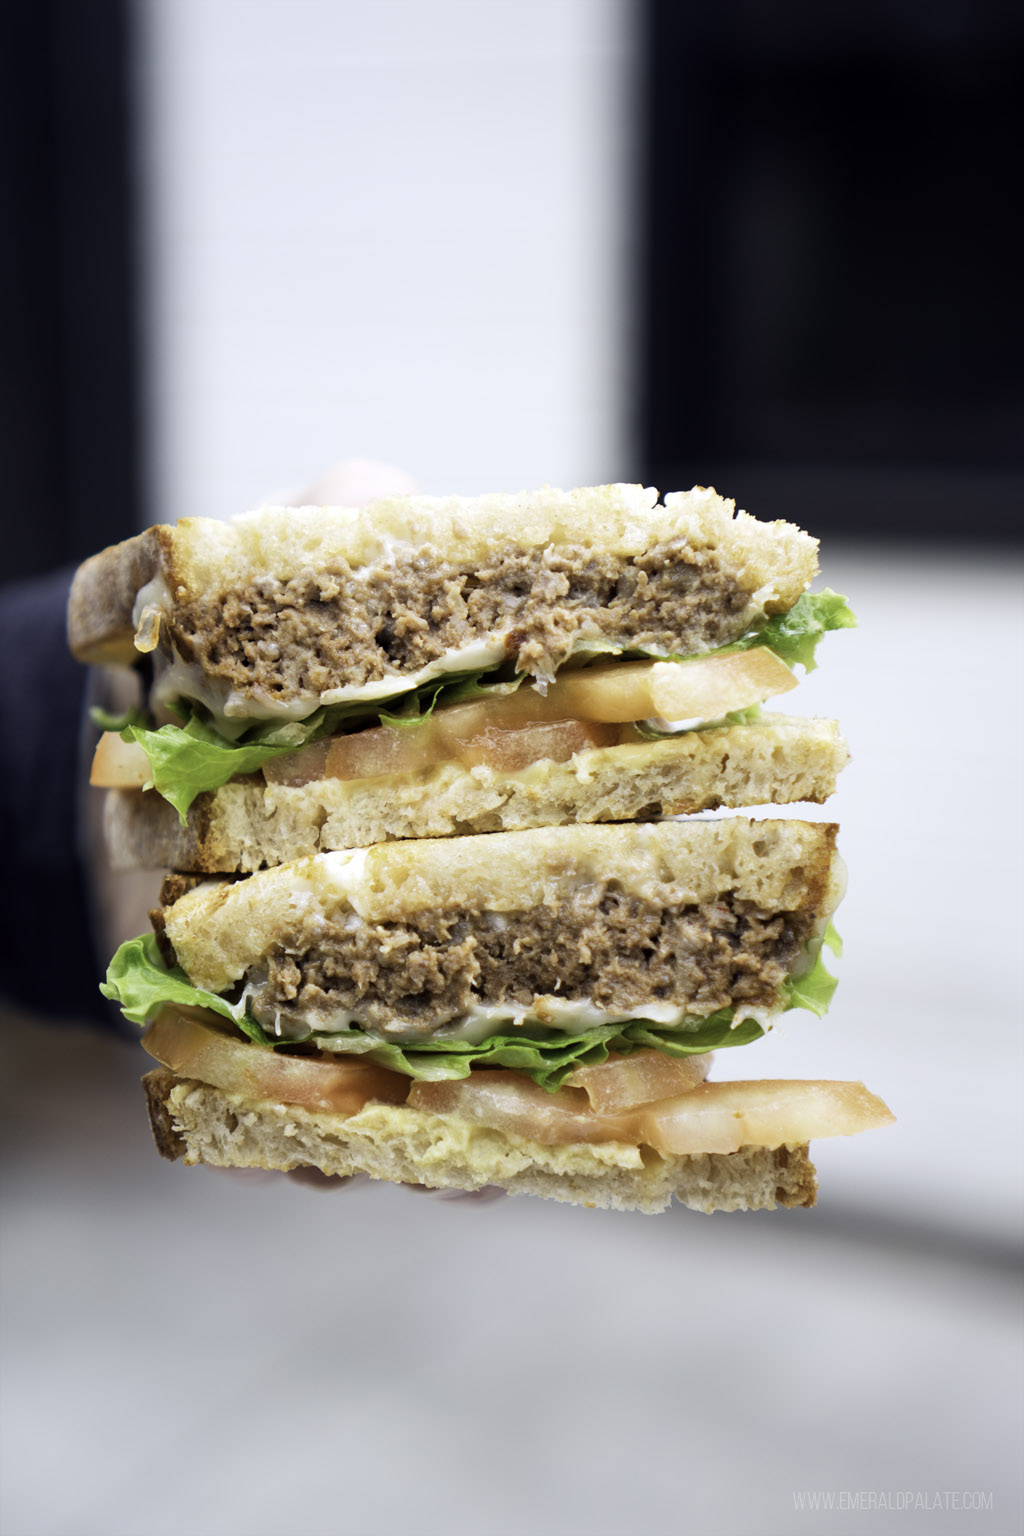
xmin=71 ymin=483 xmax=893 ymax=1212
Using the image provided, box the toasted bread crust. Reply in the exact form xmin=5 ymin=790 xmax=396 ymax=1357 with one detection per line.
xmin=143 ymin=1067 xmax=187 ymax=1160
xmin=103 ymin=717 xmax=849 ymax=873
xmin=142 ymin=1068 xmax=819 ymax=1214
xmin=67 ymin=526 xmax=172 ymax=665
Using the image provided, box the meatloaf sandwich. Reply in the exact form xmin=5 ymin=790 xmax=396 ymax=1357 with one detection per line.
xmin=72 ymin=482 xmax=892 ymax=1211
xmin=102 ymin=820 xmax=893 ymax=1213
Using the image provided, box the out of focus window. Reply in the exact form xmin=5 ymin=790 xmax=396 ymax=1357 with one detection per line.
xmin=639 ymin=2 xmax=1024 ymax=540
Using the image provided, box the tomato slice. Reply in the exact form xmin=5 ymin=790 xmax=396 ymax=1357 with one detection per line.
xmin=565 ymin=1049 xmax=712 ymax=1113
xmin=408 ymin=1072 xmax=636 ymax=1145
xmin=142 ymin=1013 xmax=894 ymax=1156
xmin=90 ymin=731 xmax=152 ymax=788
xmin=551 ymin=648 xmax=795 ymax=724
xmin=636 ymin=1080 xmax=895 ymax=1156
xmin=91 ymin=648 xmax=796 ymax=789
xmin=142 ymin=1009 xmax=408 ymax=1114
xmin=410 ymin=1072 xmax=894 ymax=1153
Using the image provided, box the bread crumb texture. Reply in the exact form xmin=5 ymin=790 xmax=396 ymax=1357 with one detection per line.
xmin=105 ymin=716 xmax=848 ymax=874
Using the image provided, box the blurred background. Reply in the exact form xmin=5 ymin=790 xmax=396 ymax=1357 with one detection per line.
xmin=2 ymin=3 xmax=1022 ymax=1534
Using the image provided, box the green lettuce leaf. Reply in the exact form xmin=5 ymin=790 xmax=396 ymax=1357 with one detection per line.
xmin=824 ymin=921 xmax=843 ymax=958
xmin=102 ymin=926 xmax=839 ymax=1090
xmin=120 ymin=720 xmax=299 ymax=821
xmin=100 ymin=932 xmax=249 ymax=1026
xmin=724 ymin=590 xmax=857 ymax=673
xmin=783 ymin=922 xmax=841 ymax=1019
xmin=378 ymin=670 xmax=524 ymax=729
xmin=304 ymin=1015 xmax=758 ymax=1089
xmin=119 ymin=666 xmax=525 ymax=820
xmin=377 ymin=688 xmax=446 ymax=731
xmin=567 ymin=590 xmax=855 ymax=674
xmin=89 ymin=704 xmax=149 ymax=734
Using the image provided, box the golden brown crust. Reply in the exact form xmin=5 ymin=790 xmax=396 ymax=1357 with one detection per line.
xmin=770 ymin=1142 xmax=819 ymax=1209
xmin=67 ymin=526 xmax=173 ymax=665
xmin=142 ymin=1068 xmax=187 ymax=1161
xmin=141 ymin=1067 xmax=818 ymax=1214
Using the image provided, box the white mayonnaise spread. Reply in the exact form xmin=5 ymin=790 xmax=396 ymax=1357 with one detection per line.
xmin=149 ymin=635 xmax=510 ymax=727
xmin=245 ymin=993 xmax=782 ymax=1047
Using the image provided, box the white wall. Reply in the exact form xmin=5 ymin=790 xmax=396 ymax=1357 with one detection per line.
xmin=136 ymin=0 xmax=637 ymax=523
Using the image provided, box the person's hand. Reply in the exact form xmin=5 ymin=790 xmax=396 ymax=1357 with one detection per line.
xmin=288 ymin=1169 xmax=504 ymax=1202
xmin=220 ymin=1166 xmax=503 ymax=1202
xmin=288 ymin=457 xmax=418 ymax=508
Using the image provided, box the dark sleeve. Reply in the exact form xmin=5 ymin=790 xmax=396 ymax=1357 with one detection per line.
xmin=0 ymin=568 xmax=113 ymax=1023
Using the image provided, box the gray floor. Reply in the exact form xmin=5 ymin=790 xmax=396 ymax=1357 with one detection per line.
xmin=2 ymin=544 xmax=1022 ymax=1536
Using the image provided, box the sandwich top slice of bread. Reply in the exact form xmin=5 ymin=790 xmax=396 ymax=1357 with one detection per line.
xmin=68 ymin=484 xmax=819 ymax=724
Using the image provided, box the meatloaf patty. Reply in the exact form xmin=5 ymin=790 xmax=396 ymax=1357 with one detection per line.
xmin=156 ymin=882 xmax=816 ymax=1039
xmin=166 ymin=538 xmax=750 ymax=705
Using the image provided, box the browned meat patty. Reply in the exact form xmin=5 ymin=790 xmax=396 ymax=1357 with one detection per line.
xmin=154 ymin=883 xmax=815 ymax=1039
xmin=166 ymin=538 xmax=750 ymax=705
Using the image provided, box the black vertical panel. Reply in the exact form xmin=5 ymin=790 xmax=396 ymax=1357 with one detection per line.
xmin=636 ymin=8 xmax=724 ymax=467
xmin=638 ymin=1 xmax=1024 ymax=540
xmin=1 ymin=0 xmax=142 ymax=583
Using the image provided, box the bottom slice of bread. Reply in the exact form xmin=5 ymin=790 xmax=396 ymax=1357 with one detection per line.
xmin=143 ymin=1069 xmax=817 ymax=1215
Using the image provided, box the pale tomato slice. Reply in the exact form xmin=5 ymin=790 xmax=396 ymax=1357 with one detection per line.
xmin=635 ymin=1080 xmax=894 ymax=1155
xmin=408 ymin=1072 xmax=636 ymax=1145
xmin=566 ymin=1049 xmax=712 ymax=1113
xmin=91 ymin=732 xmax=151 ymax=788
xmin=550 ymin=647 xmax=796 ymax=724
xmin=324 ymin=727 xmax=435 ymax=781
xmin=453 ymin=719 xmax=621 ymax=773
xmin=259 ymin=647 xmax=796 ymax=787
xmin=268 ymin=740 xmax=330 ymax=787
xmin=409 ymin=1072 xmax=894 ymax=1153
xmin=142 ymin=1008 xmax=408 ymax=1114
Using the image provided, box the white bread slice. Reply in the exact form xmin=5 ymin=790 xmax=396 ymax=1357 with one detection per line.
xmin=68 ymin=484 xmax=818 ymax=666
xmin=104 ymin=716 xmax=849 ymax=873
xmin=161 ymin=818 xmax=839 ymax=997
xmin=143 ymin=1068 xmax=818 ymax=1214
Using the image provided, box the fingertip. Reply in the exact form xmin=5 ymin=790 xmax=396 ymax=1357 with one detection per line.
xmin=287 ymin=1168 xmax=365 ymax=1192
xmin=404 ymin=1184 xmax=504 ymax=1204
xmin=293 ymin=459 xmax=419 ymax=508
